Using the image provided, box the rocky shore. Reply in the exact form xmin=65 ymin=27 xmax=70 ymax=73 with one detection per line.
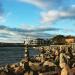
xmin=0 ymin=60 xmax=59 ymax=75
xmin=0 ymin=46 xmax=75 ymax=75
xmin=0 ymin=58 xmax=75 ymax=75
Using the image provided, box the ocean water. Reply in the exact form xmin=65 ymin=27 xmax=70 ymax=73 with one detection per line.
xmin=0 ymin=47 xmax=40 ymax=65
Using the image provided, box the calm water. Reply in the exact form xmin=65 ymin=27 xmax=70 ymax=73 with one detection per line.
xmin=0 ymin=47 xmax=40 ymax=65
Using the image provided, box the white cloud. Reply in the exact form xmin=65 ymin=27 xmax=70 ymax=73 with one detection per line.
xmin=0 ymin=12 xmax=12 ymax=24
xmin=0 ymin=16 xmax=6 ymax=23
xmin=18 ymin=24 xmax=35 ymax=30
xmin=71 ymin=4 xmax=75 ymax=8
xmin=41 ymin=10 xmax=59 ymax=23
xmin=18 ymin=23 xmax=60 ymax=31
xmin=19 ymin=0 xmax=48 ymax=9
xmin=0 ymin=29 xmax=24 ymax=43
xmin=41 ymin=8 xmax=75 ymax=24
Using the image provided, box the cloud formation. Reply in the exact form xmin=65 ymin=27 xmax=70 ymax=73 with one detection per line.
xmin=19 ymin=0 xmax=48 ymax=9
xmin=0 ymin=25 xmax=61 ymax=42
xmin=0 ymin=16 xmax=6 ymax=23
xmin=1 ymin=24 xmax=75 ymax=42
xmin=18 ymin=0 xmax=75 ymax=9
xmin=18 ymin=0 xmax=66 ymax=9
xmin=19 ymin=0 xmax=75 ymax=24
xmin=41 ymin=6 xmax=75 ymax=23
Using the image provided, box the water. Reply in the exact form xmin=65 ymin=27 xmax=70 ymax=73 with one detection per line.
xmin=0 ymin=47 xmax=40 ymax=65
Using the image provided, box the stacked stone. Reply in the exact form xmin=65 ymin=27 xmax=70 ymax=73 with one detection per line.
xmin=24 ymin=45 xmax=29 ymax=61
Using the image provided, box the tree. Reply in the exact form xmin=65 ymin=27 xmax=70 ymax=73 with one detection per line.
xmin=51 ymin=35 xmax=66 ymax=45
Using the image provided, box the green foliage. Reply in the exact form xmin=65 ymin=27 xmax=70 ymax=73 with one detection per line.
xmin=50 ymin=35 xmax=66 ymax=45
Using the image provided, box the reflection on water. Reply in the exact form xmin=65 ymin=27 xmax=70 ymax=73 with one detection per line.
xmin=0 ymin=47 xmax=40 ymax=65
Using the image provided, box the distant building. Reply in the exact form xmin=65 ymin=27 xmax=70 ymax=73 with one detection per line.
xmin=65 ymin=36 xmax=75 ymax=44
xmin=29 ymin=38 xmax=45 ymax=45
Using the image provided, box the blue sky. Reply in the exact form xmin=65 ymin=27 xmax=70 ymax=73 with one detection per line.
xmin=0 ymin=0 xmax=75 ymax=43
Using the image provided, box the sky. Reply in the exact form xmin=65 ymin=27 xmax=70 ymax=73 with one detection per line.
xmin=0 ymin=0 xmax=75 ymax=43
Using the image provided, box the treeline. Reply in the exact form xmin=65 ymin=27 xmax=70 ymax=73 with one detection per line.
xmin=29 ymin=35 xmax=75 ymax=45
